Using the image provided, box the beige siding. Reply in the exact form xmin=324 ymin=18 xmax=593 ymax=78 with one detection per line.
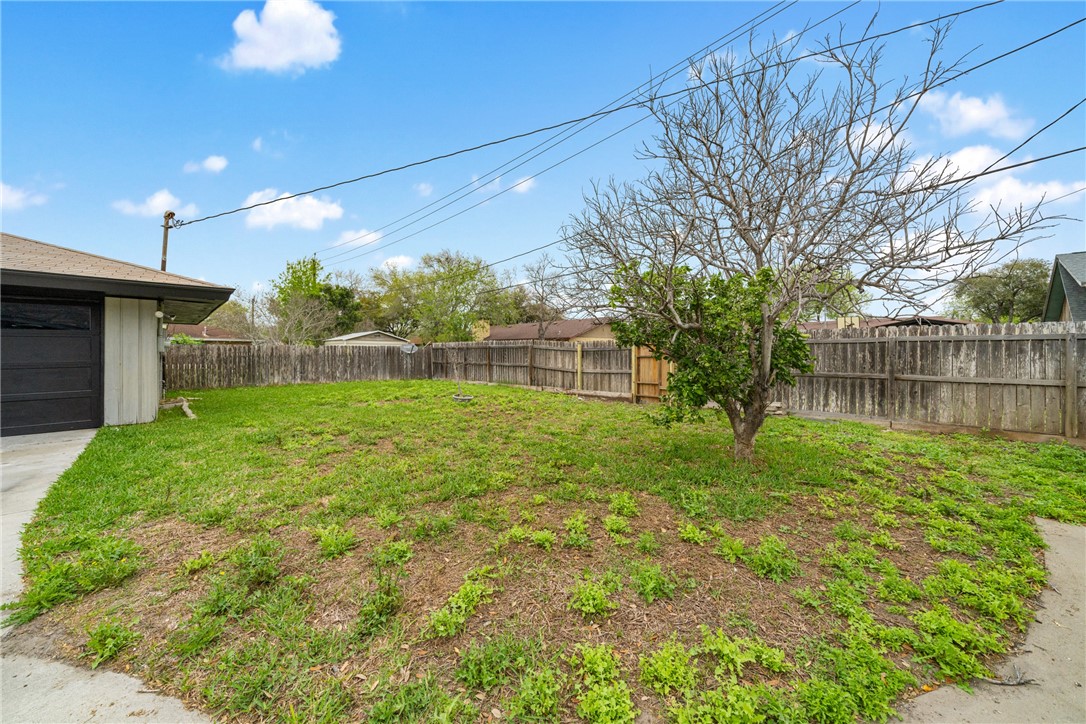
xmin=104 ymin=297 xmax=160 ymax=425
xmin=573 ymin=324 xmax=614 ymax=341
xmin=1061 ymin=297 xmax=1071 ymax=322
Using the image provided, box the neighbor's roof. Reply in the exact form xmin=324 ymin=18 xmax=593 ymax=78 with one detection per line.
xmin=1 ymin=232 xmax=234 ymax=324
xmin=1043 ymin=251 xmax=1086 ymax=322
xmin=167 ymin=323 xmax=250 ymax=341
xmin=486 ymin=319 xmax=609 ymax=341
xmin=325 ymin=330 xmax=411 ymax=343
xmin=798 ymin=315 xmax=968 ymax=332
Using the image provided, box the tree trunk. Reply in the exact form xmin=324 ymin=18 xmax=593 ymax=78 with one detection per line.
xmin=733 ymin=423 xmax=756 ymax=462
xmin=725 ymin=391 xmax=769 ymax=462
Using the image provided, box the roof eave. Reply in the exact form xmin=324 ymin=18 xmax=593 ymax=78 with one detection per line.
xmin=1 ymin=269 xmax=234 ymax=324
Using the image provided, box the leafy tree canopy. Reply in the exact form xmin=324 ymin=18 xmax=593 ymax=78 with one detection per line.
xmin=947 ymin=258 xmax=1050 ymax=323
xmin=612 ymin=268 xmax=813 ymax=456
xmin=368 ymin=251 xmax=529 ymax=342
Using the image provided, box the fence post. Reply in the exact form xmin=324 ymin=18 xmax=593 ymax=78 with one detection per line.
xmin=1067 ymin=333 xmax=1079 ymax=438
xmin=576 ymin=343 xmax=583 ymax=391
xmin=528 ymin=341 xmax=535 ymax=388
xmin=630 ymin=347 xmax=638 ymax=403
xmin=886 ymin=336 xmax=897 ymax=426
xmin=486 ymin=344 xmax=492 ymax=384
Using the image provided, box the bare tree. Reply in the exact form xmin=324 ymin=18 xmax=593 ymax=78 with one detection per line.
xmin=268 ymin=295 xmax=339 ymax=345
xmin=521 ymin=253 xmax=572 ymax=340
xmin=563 ymin=24 xmax=1054 ymax=460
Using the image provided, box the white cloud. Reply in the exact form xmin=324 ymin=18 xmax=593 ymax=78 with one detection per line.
xmin=243 ymin=188 xmax=343 ymax=230
xmin=1 ymin=182 xmax=47 ymax=211
xmin=112 ymin=189 xmax=197 ymax=218
xmin=945 ymin=145 xmax=1003 ymax=177
xmin=511 ymin=176 xmax=536 ymax=193
xmin=942 ymin=145 xmax=1083 ymax=209
xmin=183 ymin=155 xmax=228 ymax=174
xmin=472 ymin=174 xmax=501 ymax=194
xmin=919 ymin=90 xmax=1032 ymax=140
xmin=220 ymin=0 xmax=341 ymax=74
xmin=974 ymin=176 xmax=1083 ymax=210
xmin=252 ymin=136 xmax=263 ymax=152
xmin=335 ymin=228 xmax=383 ymax=247
xmin=413 ymin=182 xmax=433 ymax=198
xmin=382 ymin=255 xmax=413 ymax=270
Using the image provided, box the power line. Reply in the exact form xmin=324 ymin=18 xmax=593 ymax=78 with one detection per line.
xmin=348 ymin=142 xmax=1085 ymax=307
xmin=925 ymin=146 xmax=1085 ymax=189
xmin=176 ymin=0 xmax=1009 ymax=229
xmin=329 ymin=17 xmax=1086 ymax=272
xmin=976 ymin=98 xmax=1085 ymax=180
xmin=471 ymin=146 xmax=1086 ymax=300
xmin=320 ymin=0 xmax=861 ymax=266
xmin=317 ymin=0 xmax=803 ymax=256
xmin=324 ymin=111 xmax=655 ymax=267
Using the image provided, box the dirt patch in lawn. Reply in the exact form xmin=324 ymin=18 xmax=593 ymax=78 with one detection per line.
xmin=8 ymin=385 xmax=1077 ymax=723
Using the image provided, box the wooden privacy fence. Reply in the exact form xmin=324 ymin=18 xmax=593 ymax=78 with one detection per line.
xmin=774 ymin=322 xmax=1086 ymax=441
xmin=165 ymin=322 xmax=1085 ymax=441
xmin=165 ymin=343 xmax=431 ymax=390
xmin=430 ymin=341 xmax=634 ymax=397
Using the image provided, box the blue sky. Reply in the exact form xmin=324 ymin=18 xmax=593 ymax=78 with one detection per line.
xmin=3 ymin=1 xmax=1084 ymax=305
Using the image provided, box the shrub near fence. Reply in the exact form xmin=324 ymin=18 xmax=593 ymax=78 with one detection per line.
xmin=164 ymin=321 xmax=1086 ymax=442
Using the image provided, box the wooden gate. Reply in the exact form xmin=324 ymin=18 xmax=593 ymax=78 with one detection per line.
xmin=632 ymin=347 xmax=671 ymax=403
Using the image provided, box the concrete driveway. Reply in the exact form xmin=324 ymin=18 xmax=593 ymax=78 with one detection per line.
xmin=1 ymin=430 xmax=208 ymax=723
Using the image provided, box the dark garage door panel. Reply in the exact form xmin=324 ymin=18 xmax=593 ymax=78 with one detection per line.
xmin=1 ymin=365 xmax=98 ymax=397
xmin=0 ymin=395 xmax=100 ymax=434
xmin=1 ymin=300 xmax=103 ymax=436
xmin=1 ymin=333 xmax=97 ymax=367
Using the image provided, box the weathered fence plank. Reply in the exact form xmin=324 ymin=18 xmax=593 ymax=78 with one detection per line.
xmin=779 ymin=322 xmax=1086 ymax=440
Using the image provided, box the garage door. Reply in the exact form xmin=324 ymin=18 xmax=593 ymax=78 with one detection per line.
xmin=1 ymin=299 xmax=103 ymax=436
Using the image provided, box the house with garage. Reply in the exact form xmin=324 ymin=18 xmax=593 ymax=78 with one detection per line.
xmin=0 ymin=232 xmax=233 ymax=436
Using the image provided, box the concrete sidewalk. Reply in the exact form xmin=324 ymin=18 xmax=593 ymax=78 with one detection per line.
xmin=899 ymin=517 xmax=1086 ymax=723
xmin=1 ymin=429 xmax=208 ymax=723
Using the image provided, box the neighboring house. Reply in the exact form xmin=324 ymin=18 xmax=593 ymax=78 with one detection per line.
xmin=484 ymin=319 xmax=614 ymax=342
xmin=0 ymin=232 xmax=233 ymax=436
xmin=798 ymin=315 xmax=968 ymax=332
xmin=324 ymin=330 xmax=412 ymax=347
xmin=167 ymin=323 xmax=251 ymax=345
xmin=1042 ymin=251 xmax=1086 ymax=322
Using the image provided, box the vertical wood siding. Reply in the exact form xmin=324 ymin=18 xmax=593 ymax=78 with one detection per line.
xmin=104 ymin=297 xmax=159 ymax=425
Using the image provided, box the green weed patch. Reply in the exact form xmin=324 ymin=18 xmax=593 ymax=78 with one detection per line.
xmin=6 ymin=381 xmax=1082 ymax=721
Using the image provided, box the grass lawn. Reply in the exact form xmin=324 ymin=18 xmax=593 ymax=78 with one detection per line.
xmin=4 ymin=380 xmax=1085 ymax=723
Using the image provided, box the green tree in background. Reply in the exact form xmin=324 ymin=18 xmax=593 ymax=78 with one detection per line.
xmin=947 ymin=259 xmax=1049 ymax=323
xmin=368 ymin=251 xmax=527 ymax=342
xmin=269 ymin=257 xmax=361 ymax=344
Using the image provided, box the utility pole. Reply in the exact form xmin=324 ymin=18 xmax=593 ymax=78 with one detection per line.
xmin=160 ymin=210 xmax=177 ymax=271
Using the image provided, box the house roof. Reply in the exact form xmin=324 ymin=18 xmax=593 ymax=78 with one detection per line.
xmin=325 ymin=330 xmax=411 ymax=343
xmin=167 ymin=323 xmax=250 ymax=342
xmin=1 ymin=232 xmax=233 ymax=323
xmin=798 ymin=315 xmax=967 ymax=332
xmin=485 ymin=319 xmax=609 ymax=341
xmin=1043 ymin=251 xmax=1086 ymax=322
